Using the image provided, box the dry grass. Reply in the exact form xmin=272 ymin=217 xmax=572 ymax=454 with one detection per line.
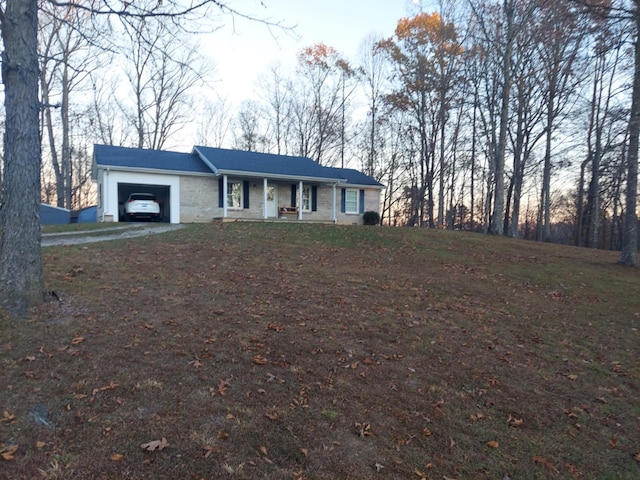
xmin=1 ymin=222 xmax=639 ymax=479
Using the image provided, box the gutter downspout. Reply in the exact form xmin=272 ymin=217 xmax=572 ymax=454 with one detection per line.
xmin=332 ymin=184 xmax=337 ymax=223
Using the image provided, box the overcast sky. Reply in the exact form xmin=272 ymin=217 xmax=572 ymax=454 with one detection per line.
xmin=205 ymin=0 xmax=431 ymax=105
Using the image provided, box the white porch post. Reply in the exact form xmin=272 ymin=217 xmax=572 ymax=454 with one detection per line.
xmin=263 ymin=178 xmax=268 ymax=219
xmin=298 ymin=180 xmax=303 ymax=220
xmin=332 ymin=184 xmax=337 ymax=223
xmin=222 ymin=175 xmax=228 ymax=218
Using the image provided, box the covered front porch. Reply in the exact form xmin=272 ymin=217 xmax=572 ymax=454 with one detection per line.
xmin=218 ymin=175 xmax=342 ymax=223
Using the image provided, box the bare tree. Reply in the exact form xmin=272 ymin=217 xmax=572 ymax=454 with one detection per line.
xmin=234 ymin=100 xmax=268 ymax=152
xmin=294 ymin=43 xmax=356 ymax=165
xmin=39 ymin=3 xmax=104 ymax=210
xmin=117 ymin=17 xmax=207 ymax=150
xmin=535 ymin=1 xmax=586 ymax=242
xmin=0 ymin=0 xmax=289 ymax=316
xmin=258 ymin=63 xmax=293 ymax=155
xmin=468 ymin=0 xmax=540 ymax=235
xmin=195 ymin=96 xmax=233 ymax=148
xmin=357 ymin=32 xmax=387 ymax=177
xmin=379 ymin=12 xmax=463 ymax=227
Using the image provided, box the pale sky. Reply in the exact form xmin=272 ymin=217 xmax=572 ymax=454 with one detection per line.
xmin=205 ymin=0 xmax=428 ymax=105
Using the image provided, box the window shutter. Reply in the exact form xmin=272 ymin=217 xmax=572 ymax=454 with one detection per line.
xmin=359 ymin=189 xmax=365 ymax=214
xmin=341 ymin=188 xmax=346 ymax=213
xmin=312 ymin=186 xmax=318 ymax=211
xmin=218 ymin=178 xmax=224 ymax=208
xmin=291 ymin=184 xmax=297 ymax=206
xmin=243 ymin=181 xmax=250 ymax=209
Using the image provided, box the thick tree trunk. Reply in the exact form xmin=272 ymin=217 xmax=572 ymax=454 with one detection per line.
xmin=0 ymin=0 xmax=44 ymax=316
xmin=619 ymin=8 xmax=640 ymax=266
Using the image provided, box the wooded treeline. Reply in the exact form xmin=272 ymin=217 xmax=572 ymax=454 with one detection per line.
xmin=26 ymin=0 xmax=640 ymax=252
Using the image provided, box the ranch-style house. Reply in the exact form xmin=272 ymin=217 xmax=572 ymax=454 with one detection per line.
xmin=92 ymin=144 xmax=384 ymax=224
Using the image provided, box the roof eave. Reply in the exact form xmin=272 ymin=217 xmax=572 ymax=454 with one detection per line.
xmin=344 ymin=183 xmax=385 ymax=189
xmin=95 ymin=165 xmax=215 ymax=177
xmin=217 ymin=169 xmax=344 ymax=184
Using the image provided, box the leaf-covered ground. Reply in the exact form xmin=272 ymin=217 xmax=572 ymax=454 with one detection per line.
xmin=1 ymin=222 xmax=640 ymax=479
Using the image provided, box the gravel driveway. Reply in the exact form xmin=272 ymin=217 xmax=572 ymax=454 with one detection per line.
xmin=41 ymin=224 xmax=185 ymax=247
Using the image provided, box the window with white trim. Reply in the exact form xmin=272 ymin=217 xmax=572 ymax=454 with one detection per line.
xmin=227 ymin=182 xmax=242 ymax=208
xmin=301 ymin=186 xmax=311 ymax=212
xmin=345 ymin=189 xmax=359 ymax=214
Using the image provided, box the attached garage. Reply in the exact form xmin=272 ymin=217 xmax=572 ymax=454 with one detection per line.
xmin=93 ymin=145 xmax=214 ymax=224
xmin=99 ymin=169 xmax=181 ymax=223
xmin=118 ymin=183 xmax=171 ymax=222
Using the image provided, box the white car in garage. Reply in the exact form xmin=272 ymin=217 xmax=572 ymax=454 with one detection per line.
xmin=123 ymin=193 xmax=161 ymax=222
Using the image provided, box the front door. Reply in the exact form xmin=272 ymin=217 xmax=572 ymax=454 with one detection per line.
xmin=266 ymin=186 xmax=278 ymax=217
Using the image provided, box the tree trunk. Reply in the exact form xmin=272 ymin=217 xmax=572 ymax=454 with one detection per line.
xmin=0 ymin=0 xmax=43 ymax=316
xmin=619 ymin=7 xmax=640 ymax=266
xmin=489 ymin=1 xmax=515 ymax=236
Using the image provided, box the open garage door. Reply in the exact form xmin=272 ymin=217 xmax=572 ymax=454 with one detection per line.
xmin=118 ymin=183 xmax=171 ymax=222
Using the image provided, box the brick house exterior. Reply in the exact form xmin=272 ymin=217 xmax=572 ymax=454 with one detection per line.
xmin=93 ymin=145 xmax=384 ymax=224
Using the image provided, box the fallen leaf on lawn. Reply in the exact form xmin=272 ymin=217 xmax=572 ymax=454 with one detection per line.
xmin=253 ymin=355 xmax=268 ymax=365
xmin=470 ymin=412 xmax=484 ymax=421
xmin=567 ymin=374 xmax=578 ymax=381
xmin=188 ymin=359 xmax=202 ymax=368
xmin=507 ymin=414 xmax=524 ymax=427
xmin=1 ymin=444 xmax=19 ymax=461
xmin=24 ymin=355 xmax=36 ymax=361
xmin=203 ymin=445 xmax=220 ymax=458
xmin=140 ymin=437 xmax=169 ymax=452
xmin=0 ymin=411 xmax=15 ymax=423
xmin=422 ymin=428 xmax=432 ymax=436
xmin=634 ymin=452 xmax=640 ymax=462
xmin=217 ymin=431 xmax=229 ymax=439
xmin=265 ymin=411 xmax=279 ymax=421
xmin=355 ymin=422 xmax=372 ymax=438
xmin=609 ymin=436 xmax=617 ymax=448
xmin=71 ymin=337 xmax=85 ymax=345
xmin=110 ymin=453 xmax=125 ymax=462
xmin=374 ymin=462 xmax=385 ymax=472
xmin=92 ymin=381 xmax=119 ymax=395
xmin=413 ymin=467 xmax=427 ymax=479
xmin=486 ymin=440 xmax=499 ymax=448
xmin=35 ymin=441 xmax=46 ymax=449
xmin=256 ymin=445 xmax=268 ymax=456
xmin=300 ymin=448 xmax=308 ymax=457
xmin=218 ymin=378 xmax=231 ymax=396
xmin=533 ymin=455 xmax=559 ymax=473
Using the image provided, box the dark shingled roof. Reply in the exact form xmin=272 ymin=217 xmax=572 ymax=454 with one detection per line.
xmin=94 ymin=144 xmax=384 ymax=187
xmin=94 ymin=144 xmax=212 ymax=174
xmin=194 ymin=146 xmax=340 ymax=181
xmin=329 ymin=167 xmax=384 ymax=187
